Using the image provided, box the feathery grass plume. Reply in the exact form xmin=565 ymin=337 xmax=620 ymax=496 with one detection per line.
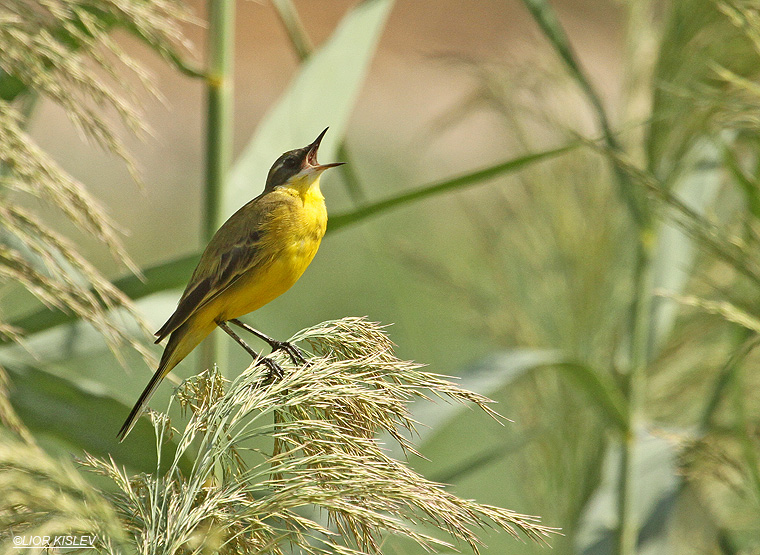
xmin=81 ymin=318 xmax=558 ymax=554
xmin=0 ymin=365 xmax=33 ymax=445
xmin=677 ymin=421 xmax=760 ymax=524
xmin=657 ymin=292 xmax=760 ymax=334
xmin=0 ymin=0 xmax=192 ymax=472
xmin=647 ymin=0 xmax=760 ymax=180
xmin=0 ymin=0 xmax=194 ymax=356
xmin=679 ymin=434 xmax=750 ymax=494
xmin=0 ymin=0 xmax=194 ymax=154
xmin=0 ymin=102 xmax=139 ymax=275
xmin=0 ymin=431 xmax=126 ymax=552
xmin=0 ymin=201 xmax=154 ymax=363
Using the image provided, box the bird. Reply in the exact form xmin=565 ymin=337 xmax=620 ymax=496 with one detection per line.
xmin=118 ymin=128 xmax=343 ymax=441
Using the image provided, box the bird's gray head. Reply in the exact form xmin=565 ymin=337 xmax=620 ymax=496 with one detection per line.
xmin=264 ymin=128 xmax=344 ymax=192
xmin=265 ymin=147 xmax=308 ymax=191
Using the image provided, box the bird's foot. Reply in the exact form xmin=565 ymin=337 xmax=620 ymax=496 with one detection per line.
xmin=227 ymin=319 xmax=309 ymax=366
xmin=269 ymin=340 xmax=308 ymax=366
xmin=256 ymin=356 xmax=284 ymax=381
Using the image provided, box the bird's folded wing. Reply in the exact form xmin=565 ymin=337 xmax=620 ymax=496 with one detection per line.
xmin=154 ymin=230 xmax=267 ymax=343
xmin=154 ymin=192 xmax=295 ymax=343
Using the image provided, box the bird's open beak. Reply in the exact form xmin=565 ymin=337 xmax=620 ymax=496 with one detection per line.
xmin=306 ymin=127 xmax=345 ymax=171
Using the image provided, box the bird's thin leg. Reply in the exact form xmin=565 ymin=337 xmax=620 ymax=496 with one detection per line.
xmin=228 ymin=318 xmax=307 ymax=365
xmin=217 ymin=321 xmax=283 ymax=379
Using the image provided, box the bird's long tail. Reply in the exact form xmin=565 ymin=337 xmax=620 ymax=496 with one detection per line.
xmin=118 ymin=321 xmax=211 ymax=442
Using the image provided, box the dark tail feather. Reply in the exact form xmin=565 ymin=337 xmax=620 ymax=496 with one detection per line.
xmin=117 ymin=371 xmax=164 ymax=442
xmin=118 ymin=335 xmax=180 ymax=442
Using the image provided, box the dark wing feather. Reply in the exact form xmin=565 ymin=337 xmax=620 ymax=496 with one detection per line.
xmin=153 ymin=194 xmax=277 ymax=343
xmin=153 ymin=275 xmax=214 ymax=343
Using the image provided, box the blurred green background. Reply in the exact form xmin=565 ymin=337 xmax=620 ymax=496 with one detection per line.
xmin=4 ymin=0 xmax=760 ymax=553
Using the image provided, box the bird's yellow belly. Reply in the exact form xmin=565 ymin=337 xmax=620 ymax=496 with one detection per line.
xmin=211 ymin=192 xmax=326 ymax=322
xmin=223 ymin=237 xmax=321 ymax=319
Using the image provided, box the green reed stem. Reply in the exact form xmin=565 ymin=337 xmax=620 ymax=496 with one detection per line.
xmin=272 ymin=0 xmax=313 ymax=62
xmin=617 ymin=233 xmax=655 ymax=555
xmin=201 ymin=0 xmax=235 ymax=372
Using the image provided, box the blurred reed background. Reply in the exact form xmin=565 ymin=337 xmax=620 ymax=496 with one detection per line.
xmin=2 ymin=0 xmax=760 ymax=553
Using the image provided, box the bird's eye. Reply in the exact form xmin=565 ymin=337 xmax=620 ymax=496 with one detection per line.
xmin=284 ymin=157 xmax=297 ymax=168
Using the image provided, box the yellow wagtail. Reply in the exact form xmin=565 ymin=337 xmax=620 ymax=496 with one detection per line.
xmin=118 ymin=128 xmax=343 ymax=441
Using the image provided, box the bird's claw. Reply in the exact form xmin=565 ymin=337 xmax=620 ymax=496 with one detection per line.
xmin=270 ymin=340 xmax=308 ymax=366
xmin=257 ymin=356 xmax=284 ymax=381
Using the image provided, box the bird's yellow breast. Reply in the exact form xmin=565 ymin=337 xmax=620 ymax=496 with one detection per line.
xmin=216 ymin=183 xmax=327 ymax=321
